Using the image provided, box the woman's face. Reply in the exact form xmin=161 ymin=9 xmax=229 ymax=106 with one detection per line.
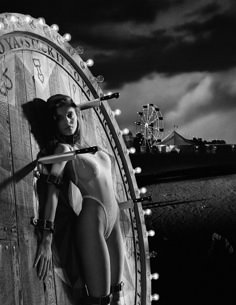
xmin=55 ymin=105 xmax=78 ymax=136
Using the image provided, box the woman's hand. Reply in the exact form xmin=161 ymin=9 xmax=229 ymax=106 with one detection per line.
xmin=34 ymin=233 xmax=52 ymax=281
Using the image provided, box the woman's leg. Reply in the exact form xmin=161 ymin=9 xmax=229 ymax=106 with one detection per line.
xmin=106 ymin=216 xmax=124 ymax=305
xmin=75 ymin=200 xmax=111 ymax=298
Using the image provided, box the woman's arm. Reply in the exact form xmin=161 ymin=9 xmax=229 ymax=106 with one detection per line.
xmin=34 ymin=143 xmax=70 ymax=280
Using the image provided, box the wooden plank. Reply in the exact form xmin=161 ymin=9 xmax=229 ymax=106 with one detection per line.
xmin=56 ymin=65 xmax=71 ymax=95
xmin=22 ymin=50 xmax=50 ymax=162
xmin=120 ymin=210 xmax=137 ymax=305
xmin=49 ymin=64 xmax=70 ymax=96
xmin=48 ymin=61 xmax=61 ymax=96
xmin=22 ymin=50 xmax=39 ymax=161
xmin=21 ymin=51 xmax=36 ymax=102
xmin=7 ymin=51 xmax=46 ymax=305
xmin=0 ymin=241 xmax=21 ymax=305
xmin=0 ymin=55 xmax=17 ymax=241
xmin=0 ymin=104 xmax=16 ymax=231
xmin=0 ymin=55 xmax=20 ymax=305
xmin=68 ymin=76 xmax=84 ymax=106
xmin=32 ymin=51 xmax=51 ymax=100
xmin=0 ymin=101 xmax=12 ymax=172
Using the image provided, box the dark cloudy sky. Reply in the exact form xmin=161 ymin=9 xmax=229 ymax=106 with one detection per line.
xmin=2 ymin=0 xmax=236 ymax=143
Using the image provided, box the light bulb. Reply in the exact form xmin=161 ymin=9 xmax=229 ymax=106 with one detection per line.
xmin=38 ymin=18 xmax=45 ymax=25
xmin=10 ymin=15 xmax=18 ymax=22
xmin=51 ymin=24 xmax=59 ymax=31
xmin=86 ymin=59 xmax=94 ymax=67
xmin=63 ymin=33 xmax=71 ymax=41
xmin=139 ymin=187 xmax=147 ymax=194
xmin=122 ymin=128 xmax=129 ymax=135
xmin=143 ymin=208 xmax=152 ymax=216
xmin=146 ymin=230 xmax=155 ymax=237
xmin=25 ymin=15 xmax=32 ymax=23
xmin=113 ymin=109 xmax=122 ymax=116
xmin=150 ymin=273 xmax=159 ymax=280
xmin=150 ymin=294 xmax=160 ymax=302
xmin=134 ymin=167 xmax=142 ymax=174
xmin=128 ymin=147 xmax=136 ymax=154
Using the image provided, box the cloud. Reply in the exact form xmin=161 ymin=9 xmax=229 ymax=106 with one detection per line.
xmin=112 ymin=72 xmax=205 ymax=132
xmin=2 ymin=2 xmax=236 ymax=143
xmin=185 ymin=0 xmax=232 ymax=19
xmin=7 ymin=0 xmax=233 ymax=89
xmin=113 ymin=67 xmax=236 ymax=143
xmin=166 ymin=68 xmax=236 ymax=126
xmin=166 ymin=74 xmax=214 ymax=125
xmin=180 ymin=110 xmax=236 ymax=144
xmin=71 ymin=1 xmax=236 ymax=89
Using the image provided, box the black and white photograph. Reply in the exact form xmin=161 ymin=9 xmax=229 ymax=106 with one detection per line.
xmin=1 ymin=1 xmax=236 ymax=305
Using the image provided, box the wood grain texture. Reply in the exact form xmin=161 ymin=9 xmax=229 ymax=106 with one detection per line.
xmin=0 ymin=241 xmax=21 ymax=305
xmin=7 ymin=51 xmax=46 ymax=305
xmin=0 ymin=14 xmax=150 ymax=304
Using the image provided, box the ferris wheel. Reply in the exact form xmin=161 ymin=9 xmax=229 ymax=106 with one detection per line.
xmin=135 ymin=104 xmax=164 ymax=148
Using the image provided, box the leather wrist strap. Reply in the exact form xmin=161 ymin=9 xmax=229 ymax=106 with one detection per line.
xmin=38 ymin=173 xmax=63 ymax=187
xmin=81 ymin=294 xmax=112 ymax=305
xmin=31 ymin=217 xmax=55 ymax=233
xmin=46 ymin=174 xmax=63 ymax=186
xmin=110 ymin=282 xmax=124 ymax=293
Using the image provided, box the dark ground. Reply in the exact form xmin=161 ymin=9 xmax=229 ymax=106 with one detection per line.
xmin=131 ymin=151 xmax=236 ymax=305
xmin=148 ymin=211 xmax=236 ymax=305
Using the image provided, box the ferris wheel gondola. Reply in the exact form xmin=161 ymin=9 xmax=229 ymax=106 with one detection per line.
xmin=135 ymin=104 xmax=164 ymax=149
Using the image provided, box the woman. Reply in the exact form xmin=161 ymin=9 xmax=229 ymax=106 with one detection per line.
xmin=34 ymin=94 xmax=124 ymax=305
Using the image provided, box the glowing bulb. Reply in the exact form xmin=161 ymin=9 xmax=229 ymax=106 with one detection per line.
xmin=10 ymin=15 xmax=18 ymax=22
xmin=139 ymin=187 xmax=147 ymax=194
xmin=146 ymin=230 xmax=155 ymax=237
xmin=128 ymin=147 xmax=136 ymax=154
xmin=150 ymin=294 xmax=160 ymax=302
xmin=150 ymin=273 xmax=159 ymax=280
xmin=113 ymin=109 xmax=122 ymax=116
xmin=63 ymin=33 xmax=71 ymax=41
xmin=122 ymin=128 xmax=130 ymax=135
xmin=86 ymin=59 xmax=94 ymax=67
xmin=134 ymin=167 xmax=142 ymax=174
xmin=51 ymin=24 xmax=59 ymax=31
xmin=25 ymin=15 xmax=32 ymax=23
xmin=38 ymin=18 xmax=45 ymax=25
xmin=143 ymin=208 xmax=152 ymax=216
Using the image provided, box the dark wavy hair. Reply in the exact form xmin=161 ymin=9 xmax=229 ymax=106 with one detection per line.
xmin=46 ymin=94 xmax=82 ymax=147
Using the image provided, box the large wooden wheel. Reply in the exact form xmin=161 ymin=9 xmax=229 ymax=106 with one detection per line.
xmin=0 ymin=13 xmax=151 ymax=305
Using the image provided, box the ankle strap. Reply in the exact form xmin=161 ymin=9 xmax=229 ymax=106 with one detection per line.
xmin=110 ymin=282 xmax=124 ymax=293
xmin=81 ymin=294 xmax=112 ymax=305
